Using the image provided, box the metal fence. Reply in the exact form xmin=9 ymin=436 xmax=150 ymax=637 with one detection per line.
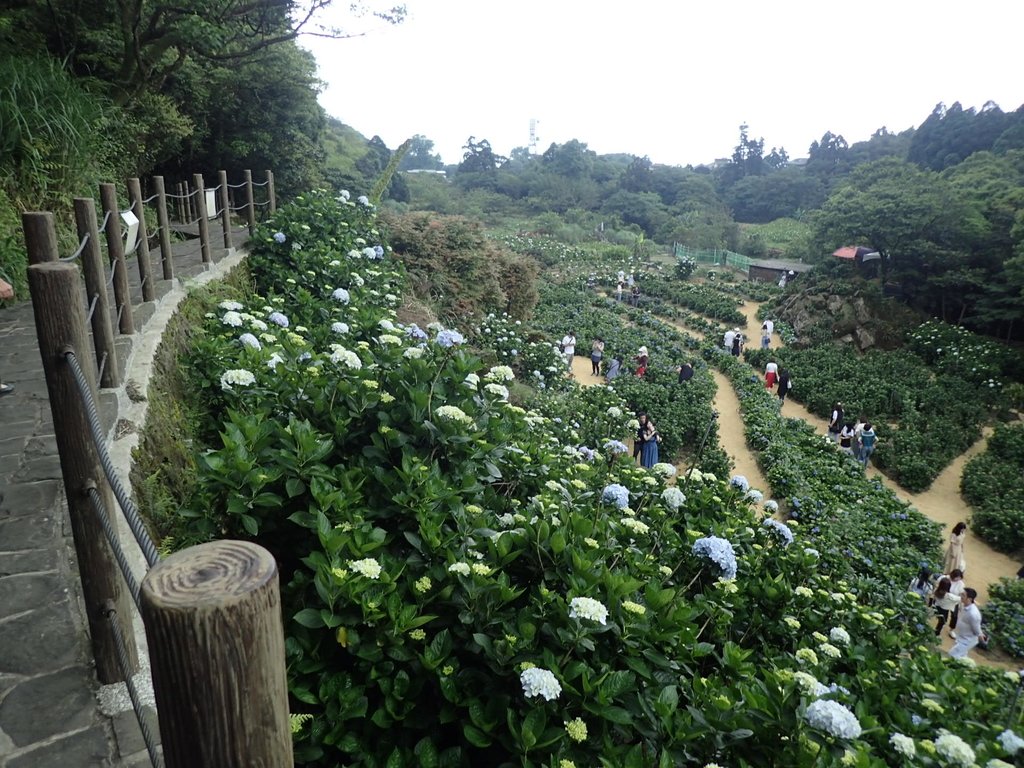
xmin=673 ymin=243 xmax=753 ymax=271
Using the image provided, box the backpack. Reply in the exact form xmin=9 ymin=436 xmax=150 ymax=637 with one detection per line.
xmin=861 ymin=431 xmax=876 ymax=448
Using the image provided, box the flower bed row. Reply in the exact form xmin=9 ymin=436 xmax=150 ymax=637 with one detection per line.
xmin=636 ymin=275 xmax=746 ymax=325
xmin=159 ymin=191 xmax=1024 ymax=767
xmin=744 ymin=345 xmax=996 ymax=492
xmin=961 ymin=422 xmax=1024 ymax=553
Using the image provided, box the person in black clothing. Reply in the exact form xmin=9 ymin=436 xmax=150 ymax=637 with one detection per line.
xmin=731 ymin=332 xmax=743 ymax=357
xmin=633 ymin=413 xmax=650 ymax=460
xmin=677 ymin=361 xmax=694 ymax=383
xmin=828 ymin=402 xmax=844 ymax=443
xmin=776 ymin=368 xmax=791 ymax=404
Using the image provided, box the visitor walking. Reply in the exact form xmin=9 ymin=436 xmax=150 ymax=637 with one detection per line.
xmin=761 ymin=323 xmax=772 ymax=349
xmin=764 ymin=360 xmax=778 ymax=390
xmin=937 ymin=573 xmax=962 ymax=638
xmin=560 ymin=331 xmax=577 ymax=371
xmin=731 ymin=330 xmax=743 ymax=357
xmin=776 ymin=368 xmax=792 ymax=404
xmin=908 ymin=567 xmax=932 ymax=599
xmin=828 ymin=402 xmax=844 ymax=443
xmin=635 ymin=346 xmax=649 ymax=378
xmin=838 ymin=422 xmax=856 ymax=456
xmin=590 ymin=337 xmax=605 ymax=376
xmin=943 ymin=522 xmax=967 ymax=575
xmin=605 ymin=355 xmax=622 ymax=382
xmin=724 ymin=328 xmax=736 ymax=353
xmin=0 ymin=278 xmax=13 ymax=397
xmin=615 ymin=281 xmax=624 ymax=302
xmin=930 ymin=576 xmax=960 ymax=636
xmin=638 ymin=414 xmax=660 ymax=469
xmin=633 ymin=413 xmax=650 ymax=461
xmin=677 ymin=360 xmax=694 ymax=384
xmin=858 ymin=423 xmax=878 ymax=468
xmin=630 ymin=283 xmax=640 ymax=307
xmin=948 ymin=588 xmax=986 ymax=659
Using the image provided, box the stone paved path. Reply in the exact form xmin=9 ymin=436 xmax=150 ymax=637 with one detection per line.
xmin=0 ymin=219 xmax=251 ymax=767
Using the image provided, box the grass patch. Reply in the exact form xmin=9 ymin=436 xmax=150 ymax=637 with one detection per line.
xmin=130 ymin=264 xmax=255 ymax=547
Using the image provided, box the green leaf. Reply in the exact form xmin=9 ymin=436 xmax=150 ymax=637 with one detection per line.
xmin=286 ymin=477 xmax=306 ymax=498
xmin=462 ymin=724 xmax=492 ymax=748
xmin=413 ymin=737 xmax=439 ymax=768
xmin=293 ymin=608 xmax=324 ymax=628
xmin=240 ymin=514 xmax=258 ymax=536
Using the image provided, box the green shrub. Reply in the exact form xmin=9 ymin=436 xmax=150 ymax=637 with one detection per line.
xmin=961 ymin=423 xmax=1024 ymax=553
xmin=987 ymin=577 xmax=1024 ymax=658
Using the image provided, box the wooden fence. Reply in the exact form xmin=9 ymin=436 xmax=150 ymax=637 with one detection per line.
xmin=20 ymin=169 xmax=292 ymax=767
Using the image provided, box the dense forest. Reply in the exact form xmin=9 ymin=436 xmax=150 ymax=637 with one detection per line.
xmin=2 ymin=0 xmax=1024 ymax=337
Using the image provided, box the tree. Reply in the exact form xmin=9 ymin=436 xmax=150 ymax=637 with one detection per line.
xmin=806 ymin=131 xmax=849 ymax=175
xmin=764 ymin=147 xmax=789 ymax=170
xmin=458 ymin=137 xmax=504 ymax=174
xmin=19 ymin=0 xmax=406 ymax=103
xmin=812 ymin=159 xmax=984 ymax=314
xmin=620 ymin=156 xmax=654 ymax=193
xmin=398 ymin=135 xmax=443 ymax=171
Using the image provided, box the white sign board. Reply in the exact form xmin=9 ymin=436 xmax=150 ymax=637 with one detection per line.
xmin=120 ymin=210 xmax=140 ymax=255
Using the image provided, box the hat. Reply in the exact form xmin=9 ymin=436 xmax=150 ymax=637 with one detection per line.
xmin=638 ymin=346 xmax=648 ymax=355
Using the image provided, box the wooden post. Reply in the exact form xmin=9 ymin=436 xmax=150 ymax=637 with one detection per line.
xmin=193 ymin=173 xmax=212 ymax=264
xmin=266 ymin=169 xmax=276 ymax=213
xmin=22 ymin=211 xmax=60 ymax=265
xmin=140 ymin=540 xmax=293 ymax=768
xmin=73 ymin=198 xmax=120 ymax=388
xmin=127 ymin=178 xmax=155 ymax=302
xmin=25 ymin=257 xmax=139 ymax=683
xmin=243 ymin=170 xmax=256 ymax=235
xmin=218 ymin=170 xmax=232 ymax=250
xmin=153 ymin=176 xmax=175 ymax=280
xmin=100 ymin=183 xmax=134 ymax=334
xmin=175 ymin=182 xmax=187 ymax=223
xmin=184 ymin=180 xmax=194 ymax=223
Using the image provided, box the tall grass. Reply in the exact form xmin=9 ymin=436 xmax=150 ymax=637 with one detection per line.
xmin=0 ymin=54 xmax=115 ymax=299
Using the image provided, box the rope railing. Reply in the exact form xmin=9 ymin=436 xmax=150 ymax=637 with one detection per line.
xmin=66 ymin=350 xmax=161 ymax=566
xmin=86 ymin=293 xmax=100 ymax=324
xmin=142 ymin=193 xmax=160 ymax=204
xmin=104 ymin=606 xmax=164 ymax=767
xmin=61 ymin=232 xmax=91 ymax=263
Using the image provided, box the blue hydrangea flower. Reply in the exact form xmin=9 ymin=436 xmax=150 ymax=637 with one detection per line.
xmin=273 ymin=232 xmax=286 ymax=243
xmin=601 ymin=484 xmax=630 ymax=509
xmin=603 ymin=440 xmax=629 ymax=455
xmin=692 ymin=536 xmax=738 ymax=580
xmin=804 ymin=699 xmax=862 ymax=739
xmin=577 ymin=446 xmax=596 ymax=461
xmin=762 ymin=518 xmax=794 ymax=546
xmin=436 ymin=328 xmax=465 ymax=348
xmin=405 ymin=324 xmax=428 ymax=341
xmin=268 ymin=311 xmax=289 ymax=328
xmin=332 ymin=288 xmax=350 ymax=304
xmin=372 ymin=245 xmax=385 ymax=259
xmin=730 ymin=475 xmax=750 ymax=493
xmin=746 ymin=489 xmax=764 ymax=503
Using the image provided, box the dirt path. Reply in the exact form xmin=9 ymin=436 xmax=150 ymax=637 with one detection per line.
xmin=709 ymin=369 xmax=772 ymax=496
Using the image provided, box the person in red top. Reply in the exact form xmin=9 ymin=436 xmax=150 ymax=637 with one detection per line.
xmin=635 ymin=346 xmax=649 ymax=377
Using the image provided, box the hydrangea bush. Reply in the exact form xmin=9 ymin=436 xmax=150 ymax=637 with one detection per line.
xmin=166 ymin=190 xmax=1023 ymax=767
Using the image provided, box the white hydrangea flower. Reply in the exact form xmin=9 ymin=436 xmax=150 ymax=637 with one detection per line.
xmin=379 ymin=334 xmax=402 ymax=346
xmin=267 ymin=353 xmax=284 ymax=370
xmin=804 ymin=700 xmax=862 ymax=739
xmin=219 ymin=300 xmax=244 ymax=311
xmin=606 ymin=406 xmax=623 ymax=418
xmin=568 ymin=596 xmax=609 ymax=625
xmin=890 ymin=733 xmax=915 ymax=758
xmin=619 ymin=517 xmax=650 ymax=535
xmin=485 ymin=365 xmax=515 ymax=382
xmin=348 ymin=558 xmax=382 ymax=579
xmin=829 ymin=627 xmax=851 ymax=646
xmin=221 ymin=311 xmax=244 ymax=327
xmin=484 ymin=383 xmax=509 ymax=399
xmin=934 ymin=731 xmax=975 ymax=767
xmin=463 ymin=373 xmax=480 ymax=389
xmin=652 ymin=463 xmax=676 ymax=478
xmin=329 ymin=346 xmax=362 ymax=369
xmin=435 ymin=405 xmax=473 ymax=425
xmin=448 ymin=562 xmax=471 ymax=576
xmin=520 ymin=667 xmax=561 ymax=701
xmin=404 ymin=347 xmax=423 ymax=359
xmin=662 ymin=487 xmax=685 ymax=509
xmin=220 ymin=369 xmax=255 ymax=391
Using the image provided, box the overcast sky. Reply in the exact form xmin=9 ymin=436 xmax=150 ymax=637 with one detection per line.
xmin=301 ymin=0 xmax=1024 ymax=167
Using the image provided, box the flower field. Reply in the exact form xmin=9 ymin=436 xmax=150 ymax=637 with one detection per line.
xmin=149 ymin=191 xmax=1024 ymax=767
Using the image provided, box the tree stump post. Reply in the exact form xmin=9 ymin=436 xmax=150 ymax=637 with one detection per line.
xmin=127 ymin=177 xmax=155 ymax=302
xmin=153 ymin=176 xmax=175 ymax=280
xmin=25 ymin=255 xmax=139 ymax=682
xmin=140 ymin=540 xmax=293 ymax=768
xmin=193 ymin=173 xmax=213 ymax=264
xmin=243 ymin=170 xmax=256 ymax=235
xmin=100 ymin=183 xmax=134 ymax=334
xmin=218 ymin=170 xmax=232 ymax=250
xmin=73 ymin=198 xmax=119 ymax=388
